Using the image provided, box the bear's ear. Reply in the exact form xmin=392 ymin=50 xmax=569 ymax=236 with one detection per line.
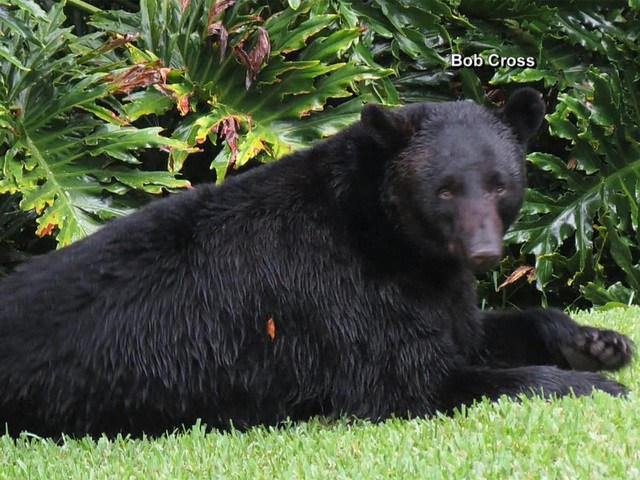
xmin=361 ymin=103 xmax=423 ymax=141
xmin=500 ymin=88 xmax=546 ymax=144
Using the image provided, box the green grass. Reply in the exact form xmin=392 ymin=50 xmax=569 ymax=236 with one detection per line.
xmin=1 ymin=307 xmax=638 ymax=479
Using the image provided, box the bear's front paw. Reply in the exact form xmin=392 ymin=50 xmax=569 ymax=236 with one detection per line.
xmin=560 ymin=327 xmax=635 ymax=372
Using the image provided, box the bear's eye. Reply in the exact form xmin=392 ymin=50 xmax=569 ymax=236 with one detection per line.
xmin=438 ymin=188 xmax=454 ymax=200
xmin=495 ymin=183 xmax=506 ymax=195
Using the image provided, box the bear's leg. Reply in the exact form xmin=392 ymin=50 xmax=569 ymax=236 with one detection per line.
xmin=476 ymin=308 xmax=634 ymax=371
xmin=441 ymin=365 xmax=627 ymax=413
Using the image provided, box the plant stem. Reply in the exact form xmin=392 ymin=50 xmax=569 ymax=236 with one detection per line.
xmin=66 ymin=0 xmax=102 ymax=15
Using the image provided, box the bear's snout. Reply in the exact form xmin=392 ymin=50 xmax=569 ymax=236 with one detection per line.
xmin=456 ymin=198 xmax=504 ymax=272
xmin=468 ymin=249 xmax=502 ymax=272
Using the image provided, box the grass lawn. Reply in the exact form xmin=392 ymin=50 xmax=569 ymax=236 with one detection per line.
xmin=1 ymin=307 xmax=638 ymax=479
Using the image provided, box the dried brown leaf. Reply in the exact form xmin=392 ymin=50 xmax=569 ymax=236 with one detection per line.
xmin=218 ymin=116 xmax=241 ymax=161
xmin=487 ymin=88 xmax=506 ymax=105
xmin=208 ymin=22 xmax=229 ymax=62
xmin=106 ymin=62 xmax=165 ymax=95
xmin=99 ymin=33 xmax=140 ymax=54
xmin=233 ymin=27 xmax=271 ymax=89
xmin=177 ymin=95 xmax=190 ymax=116
xmin=207 ymin=0 xmax=236 ymax=26
xmin=497 ymin=265 xmax=535 ymax=291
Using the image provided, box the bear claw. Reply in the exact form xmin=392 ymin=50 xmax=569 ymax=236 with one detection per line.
xmin=561 ymin=327 xmax=635 ymax=372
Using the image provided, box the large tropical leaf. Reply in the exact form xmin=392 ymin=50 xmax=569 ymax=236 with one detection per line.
xmin=91 ymin=0 xmax=392 ymax=182
xmin=0 ymin=2 xmax=190 ymax=246
xmin=348 ymin=0 xmax=466 ymax=103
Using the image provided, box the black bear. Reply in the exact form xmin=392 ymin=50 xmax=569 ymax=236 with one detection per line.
xmin=0 ymin=88 xmax=634 ymax=438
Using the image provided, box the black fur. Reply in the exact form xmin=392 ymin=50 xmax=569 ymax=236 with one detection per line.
xmin=0 ymin=89 xmax=633 ymax=438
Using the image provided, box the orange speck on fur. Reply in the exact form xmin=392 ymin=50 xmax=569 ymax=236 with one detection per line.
xmin=266 ymin=317 xmax=276 ymax=341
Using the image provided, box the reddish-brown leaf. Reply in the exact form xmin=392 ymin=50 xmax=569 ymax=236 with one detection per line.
xmin=233 ymin=27 xmax=271 ymax=89
xmin=233 ymin=45 xmax=250 ymax=71
xmin=177 ymin=95 xmax=190 ymax=116
xmin=218 ymin=116 xmax=240 ymax=161
xmin=159 ymin=67 xmax=172 ymax=83
xmin=207 ymin=0 xmax=236 ymax=26
xmin=567 ymin=157 xmax=578 ymax=170
xmin=39 ymin=223 xmax=56 ymax=237
xmin=497 ymin=265 xmax=535 ymax=291
xmin=266 ymin=317 xmax=276 ymax=341
xmin=208 ymin=22 xmax=229 ymax=62
xmin=99 ymin=33 xmax=140 ymax=54
xmin=106 ymin=62 xmax=165 ymax=95
xmin=487 ymin=88 xmax=506 ymax=106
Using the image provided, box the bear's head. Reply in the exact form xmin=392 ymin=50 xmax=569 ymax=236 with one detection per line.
xmin=361 ymin=88 xmax=545 ymax=272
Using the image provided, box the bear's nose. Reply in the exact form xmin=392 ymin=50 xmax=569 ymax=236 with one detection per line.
xmin=469 ymin=251 xmax=502 ymax=272
xmin=456 ymin=197 xmax=504 ymax=272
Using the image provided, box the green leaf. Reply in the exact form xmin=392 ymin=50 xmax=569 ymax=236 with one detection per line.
xmin=0 ymin=2 xmax=189 ymax=245
xmin=458 ymin=68 xmax=486 ymax=105
xmin=581 ymin=282 xmax=636 ymax=306
xmin=0 ymin=44 xmax=29 ymax=70
xmin=122 ymin=89 xmax=175 ymax=122
xmin=267 ymin=11 xmax=338 ymax=54
xmin=587 ymin=71 xmax=619 ymax=127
